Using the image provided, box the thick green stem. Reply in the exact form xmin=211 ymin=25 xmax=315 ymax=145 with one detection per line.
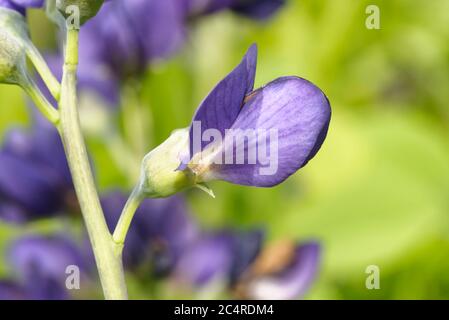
xmin=58 ymin=29 xmax=127 ymax=300
xmin=112 ymin=184 xmax=145 ymax=250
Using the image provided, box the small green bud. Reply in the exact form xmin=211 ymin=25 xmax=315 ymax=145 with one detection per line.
xmin=56 ymin=0 xmax=104 ymax=26
xmin=0 ymin=8 xmax=29 ymax=40
xmin=0 ymin=8 xmax=28 ymax=85
xmin=0 ymin=31 xmax=26 ymax=84
xmin=139 ymin=128 xmax=196 ymax=198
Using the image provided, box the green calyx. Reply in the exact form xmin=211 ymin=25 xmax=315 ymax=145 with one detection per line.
xmin=140 ymin=128 xmax=195 ymax=198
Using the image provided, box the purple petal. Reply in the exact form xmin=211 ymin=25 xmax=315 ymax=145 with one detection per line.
xmin=10 ymin=0 xmax=43 ymax=7
xmin=80 ymin=0 xmax=185 ymax=79
xmin=121 ymin=0 xmax=185 ymax=62
xmin=0 ymin=124 xmax=73 ymax=217
xmin=8 ymin=235 xmax=87 ymax=282
xmin=4 ymin=125 xmax=72 ymax=188
xmin=246 ymin=242 xmax=321 ymax=300
xmin=0 ymin=0 xmax=43 ymax=14
xmin=0 ymin=151 xmax=64 ymax=215
xmin=174 ymin=232 xmax=235 ymax=286
xmin=0 ymin=281 xmax=27 ymax=300
xmin=81 ymin=2 xmax=140 ymax=78
xmin=173 ymin=229 xmax=263 ymax=287
xmin=0 ymin=0 xmax=25 ymax=14
xmin=24 ymin=275 xmax=69 ymax=300
xmin=187 ymin=44 xmax=257 ymax=160
xmin=0 ymin=202 xmax=28 ymax=224
xmin=6 ymin=235 xmax=86 ymax=299
xmin=0 ymin=276 xmax=69 ymax=300
xmin=211 ymin=76 xmax=331 ymax=187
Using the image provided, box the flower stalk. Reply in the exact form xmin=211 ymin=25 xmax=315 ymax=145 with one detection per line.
xmin=112 ymin=183 xmax=145 ymax=251
xmin=20 ymin=73 xmax=59 ymax=125
xmin=58 ymin=28 xmax=127 ymax=300
xmin=26 ymin=44 xmax=61 ymax=100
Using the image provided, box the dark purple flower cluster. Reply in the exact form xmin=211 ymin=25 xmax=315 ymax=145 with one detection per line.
xmin=1 ymin=188 xmax=320 ymax=300
xmin=101 ymin=191 xmax=321 ymax=299
xmin=0 ymin=235 xmax=90 ymax=300
xmin=79 ymin=0 xmax=285 ymax=78
xmin=0 ymin=120 xmax=74 ymax=223
xmin=0 ymin=118 xmax=320 ymax=299
xmin=30 ymin=0 xmax=285 ymax=109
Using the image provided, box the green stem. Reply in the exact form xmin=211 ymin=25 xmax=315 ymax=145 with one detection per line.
xmin=112 ymin=184 xmax=145 ymax=250
xmin=58 ymin=29 xmax=127 ymax=300
xmin=21 ymin=74 xmax=59 ymax=125
xmin=26 ymin=44 xmax=61 ymax=100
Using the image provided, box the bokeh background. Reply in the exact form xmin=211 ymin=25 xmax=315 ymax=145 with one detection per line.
xmin=1 ymin=0 xmax=449 ymax=299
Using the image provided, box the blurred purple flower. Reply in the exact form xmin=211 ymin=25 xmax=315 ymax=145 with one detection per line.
xmin=172 ymin=232 xmax=321 ymax=299
xmin=173 ymin=229 xmax=264 ymax=287
xmin=101 ymin=191 xmax=197 ymax=273
xmin=0 ymin=121 xmax=75 ymax=223
xmin=1 ymin=234 xmax=89 ymax=300
xmin=239 ymin=241 xmax=321 ymax=300
xmin=75 ymin=0 xmax=283 ymax=85
xmin=9 ymin=235 xmax=88 ymax=280
xmin=0 ymin=202 xmax=28 ymax=224
xmin=79 ymin=0 xmax=186 ymax=79
xmin=0 ymin=0 xmax=43 ymax=14
xmin=181 ymin=44 xmax=331 ymax=187
xmin=0 ymin=281 xmax=27 ymax=300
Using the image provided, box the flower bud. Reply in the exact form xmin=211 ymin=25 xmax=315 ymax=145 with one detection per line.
xmin=0 ymin=7 xmax=29 ymax=43
xmin=139 ymin=128 xmax=196 ymax=198
xmin=56 ymin=0 xmax=104 ymax=25
xmin=0 ymin=8 xmax=28 ymax=85
xmin=0 ymin=31 xmax=25 ymax=84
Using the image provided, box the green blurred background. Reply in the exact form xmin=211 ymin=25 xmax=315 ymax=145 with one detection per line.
xmin=1 ymin=0 xmax=449 ymax=299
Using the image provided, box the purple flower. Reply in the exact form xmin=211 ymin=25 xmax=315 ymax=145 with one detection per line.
xmin=0 ymin=202 xmax=28 ymax=224
xmin=79 ymin=0 xmax=186 ymax=79
xmin=8 ymin=235 xmax=87 ymax=279
xmin=238 ymin=241 xmax=321 ymax=300
xmin=172 ymin=232 xmax=321 ymax=299
xmin=138 ymin=45 xmax=330 ymax=197
xmin=173 ymin=229 xmax=264 ymax=287
xmin=0 ymin=121 xmax=74 ymax=222
xmin=0 ymin=281 xmax=27 ymax=300
xmin=0 ymin=0 xmax=43 ymax=14
xmin=101 ymin=191 xmax=197 ymax=272
xmin=2 ymin=234 xmax=89 ymax=300
xmin=173 ymin=232 xmax=236 ymax=286
xmin=179 ymin=44 xmax=331 ymax=188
